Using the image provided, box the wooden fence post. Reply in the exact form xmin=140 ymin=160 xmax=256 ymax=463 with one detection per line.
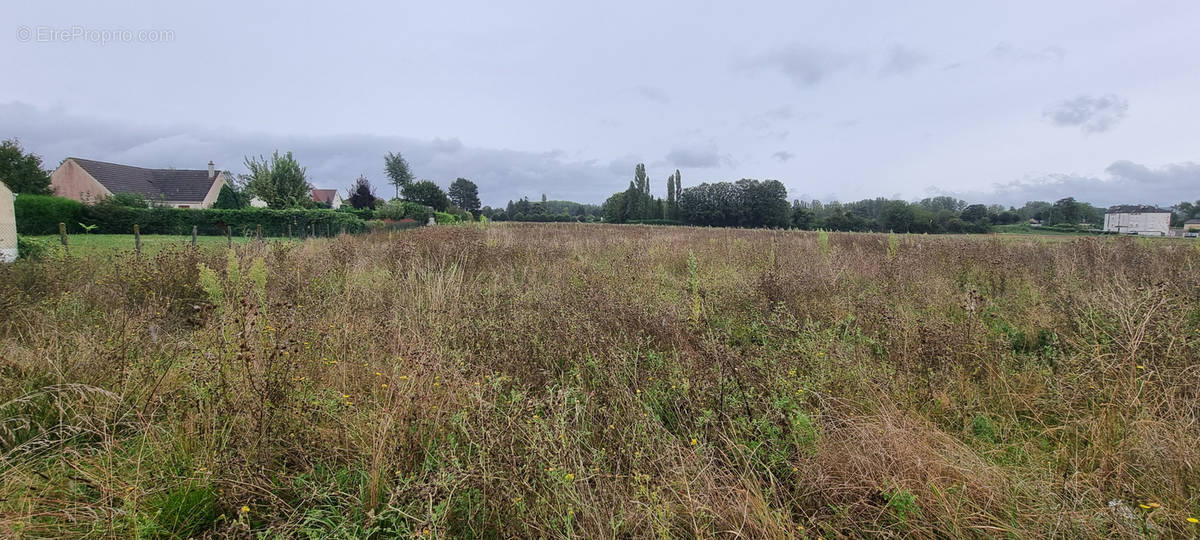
xmin=226 ymin=227 xmax=232 ymax=249
xmin=58 ymin=222 xmax=69 ymax=255
xmin=191 ymin=225 xmax=198 ymax=246
xmin=288 ymin=224 xmax=292 ymax=238
xmin=256 ymin=224 xmax=263 ymax=242
xmin=134 ymin=224 xmax=142 ymax=255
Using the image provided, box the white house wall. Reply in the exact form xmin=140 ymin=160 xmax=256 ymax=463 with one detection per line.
xmin=0 ymin=183 xmax=16 ymax=262
xmin=1103 ymin=212 xmax=1171 ymax=236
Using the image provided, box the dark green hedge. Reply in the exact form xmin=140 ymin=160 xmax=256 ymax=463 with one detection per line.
xmin=339 ymin=207 xmax=375 ymax=221
xmin=14 ymin=195 xmax=85 ymax=234
xmin=16 ymin=195 xmax=370 ymax=236
xmin=79 ymin=205 xmax=369 ymax=236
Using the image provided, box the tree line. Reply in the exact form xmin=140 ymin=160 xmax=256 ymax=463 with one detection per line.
xmin=3 ymin=138 xmax=1199 ymax=232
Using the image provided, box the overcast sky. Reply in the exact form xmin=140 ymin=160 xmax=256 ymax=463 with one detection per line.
xmin=3 ymin=1 xmax=1198 ymax=207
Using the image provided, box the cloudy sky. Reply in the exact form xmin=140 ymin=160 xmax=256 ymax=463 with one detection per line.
xmin=3 ymin=1 xmax=1198 ymax=207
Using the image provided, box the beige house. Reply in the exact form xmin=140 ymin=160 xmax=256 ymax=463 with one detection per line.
xmin=1 ymin=181 xmax=15 ymax=262
xmin=50 ymin=158 xmax=226 ymax=208
xmin=311 ymin=188 xmax=343 ymax=209
xmin=1103 ymin=205 xmax=1172 ymax=236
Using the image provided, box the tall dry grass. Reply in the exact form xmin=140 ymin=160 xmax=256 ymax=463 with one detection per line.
xmin=0 ymin=223 xmax=1198 ymax=538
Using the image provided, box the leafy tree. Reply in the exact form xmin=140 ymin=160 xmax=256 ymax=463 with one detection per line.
xmin=666 ymin=172 xmax=675 ymax=217
xmin=348 ymin=175 xmax=377 ymax=209
xmin=240 ymin=151 xmax=311 ymax=209
xmin=1012 ymin=201 xmax=1050 ymax=222
xmin=603 ymin=192 xmax=627 ymax=223
xmin=1050 ymin=197 xmax=1081 ymax=225
xmin=917 ymin=196 xmax=966 ymax=213
xmin=213 ymin=183 xmax=248 ymax=209
xmin=961 ymin=204 xmax=989 ymax=223
xmin=384 ymin=152 xmax=414 ymax=199
xmin=790 ymin=200 xmax=815 ymax=229
xmin=736 ymin=179 xmax=789 ymax=228
xmin=402 ymin=180 xmax=450 ymax=211
xmin=447 ymin=178 xmax=480 ymax=214
xmin=879 ymin=200 xmax=918 ymax=232
xmin=0 ymin=138 xmax=52 ymax=194
xmin=674 ymin=171 xmax=682 ymax=216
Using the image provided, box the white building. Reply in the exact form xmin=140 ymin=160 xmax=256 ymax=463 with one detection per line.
xmin=1103 ymin=205 xmax=1172 ymax=236
xmin=0 ymin=182 xmax=15 ymax=262
xmin=311 ymin=188 xmax=343 ymax=209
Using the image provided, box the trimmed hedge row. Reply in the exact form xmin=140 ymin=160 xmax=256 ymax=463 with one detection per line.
xmin=15 ymin=196 xmax=368 ymax=236
xmin=14 ymin=195 xmax=84 ymax=234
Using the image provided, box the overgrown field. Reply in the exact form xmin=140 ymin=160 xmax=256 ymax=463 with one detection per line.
xmin=2 ymin=224 xmax=1199 ymax=538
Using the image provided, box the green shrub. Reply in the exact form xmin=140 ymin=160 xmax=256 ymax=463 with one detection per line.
xmin=971 ymin=414 xmax=997 ymax=443
xmin=401 ymin=202 xmax=431 ymax=224
xmin=16 ymin=236 xmax=60 ymax=260
xmin=374 ymin=201 xmax=407 ymax=221
xmin=434 ymin=211 xmax=458 ymax=224
xmin=14 ymin=194 xmax=84 ymax=234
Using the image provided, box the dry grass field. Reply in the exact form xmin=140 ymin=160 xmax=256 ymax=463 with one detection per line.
xmin=2 ymin=223 xmax=1199 ymax=538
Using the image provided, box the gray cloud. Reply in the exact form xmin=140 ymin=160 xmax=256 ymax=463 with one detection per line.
xmin=771 ymin=151 xmax=794 ymax=162
xmin=0 ymin=102 xmax=628 ymax=205
xmin=929 ymin=159 xmax=1199 ymax=207
xmin=878 ymin=45 xmax=929 ymax=77
xmin=633 ymin=85 xmax=671 ymax=104
xmin=1043 ymin=94 xmax=1129 ymax=133
xmin=737 ymin=44 xmax=856 ymax=88
xmin=990 ymin=42 xmax=1066 ymax=63
xmin=665 ymin=143 xmax=723 ymax=168
xmin=741 ymin=106 xmax=795 ymax=130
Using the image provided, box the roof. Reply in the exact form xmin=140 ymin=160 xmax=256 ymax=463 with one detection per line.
xmin=1106 ymin=204 xmax=1170 ymax=214
xmin=70 ymin=158 xmax=219 ymax=202
xmin=311 ymin=188 xmax=340 ymax=204
xmin=1186 ymin=218 xmax=1200 ymax=224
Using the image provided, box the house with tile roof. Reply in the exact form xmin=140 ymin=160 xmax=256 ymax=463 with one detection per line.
xmin=1103 ymin=204 xmax=1171 ymax=236
xmin=311 ymin=188 xmax=343 ymax=209
xmin=49 ymin=158 xmax=227 ymax=208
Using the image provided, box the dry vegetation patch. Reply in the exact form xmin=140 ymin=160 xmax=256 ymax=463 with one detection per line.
xmin=1 ymin=223 xmax=1198 ymax=537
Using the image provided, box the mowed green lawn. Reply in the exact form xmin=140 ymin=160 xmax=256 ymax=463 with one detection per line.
xmin=26 ymin=234 xmax=297 ymax=256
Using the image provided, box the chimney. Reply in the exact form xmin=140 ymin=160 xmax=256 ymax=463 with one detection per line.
xmin=208 ymin=161 xmax=215 ymax=179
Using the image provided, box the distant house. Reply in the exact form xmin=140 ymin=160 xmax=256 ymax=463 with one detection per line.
xmin=1184 ymin=219 xmax=1200 ymax=238
xmin=311 ymin=188 xmax=343 ymax=209
xmin=50 ymin=158 xmax=227 ymax=208
xmin=1103 ymin=205 xmax=1171 ymax=236
xmin=1 ymin=181 xmax=15 ymax=262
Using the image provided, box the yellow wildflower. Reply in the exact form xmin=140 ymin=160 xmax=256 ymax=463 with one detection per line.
xmin=690 ymin=437 xmax=698 ymax=446
xmin=564 ymin=473 xmax=575 ymax=482
xmin=1189 ymin=517 xmax=1199 ymax=523
xmin=240 ymin=505 xmax=250 ymax=514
